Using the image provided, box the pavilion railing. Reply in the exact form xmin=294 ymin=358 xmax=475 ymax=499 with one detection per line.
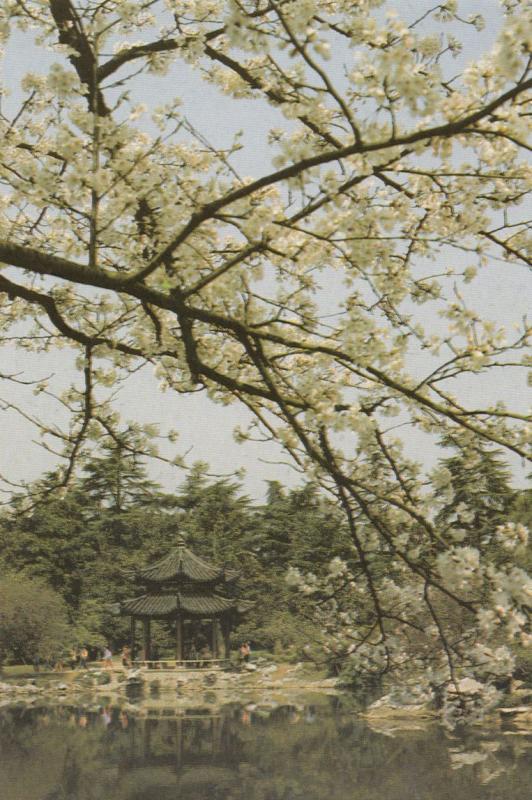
xmin=132 ymin=658 xmax=229 ymax=670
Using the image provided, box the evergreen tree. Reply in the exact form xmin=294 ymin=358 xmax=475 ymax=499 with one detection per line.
xmin=434 ymin=438 xmax=515 ymax=550
xmin=250 ymin=482 xmax=293 ymax=567
xmin=0 ymin=473 xmax=96 ymax=608
xmin=80 ymin=439 xmax=162 ymax=514
xmin=284 ymin=484 xmax=352 ymax=573
xmin=239 ymin=482 xmax=352 ymax=650
xmin=510 ymin=486 xmax=532 ymax=572
xmin=0 ymin=461 xmax=179 ymax=648
xmin=175 ymin=463 xmax=252 ymax=564
xmin=251 ymin=482 xmax=350 ymax=574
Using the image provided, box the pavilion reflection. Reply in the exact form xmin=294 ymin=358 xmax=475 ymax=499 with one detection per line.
xmin=115 ymin=710 xmax=245 ymax=800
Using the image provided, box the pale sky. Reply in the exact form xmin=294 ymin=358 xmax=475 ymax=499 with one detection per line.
xmin=0 ymin=1 xmax=529 ymax=500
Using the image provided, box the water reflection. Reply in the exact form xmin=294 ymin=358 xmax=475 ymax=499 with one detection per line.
xmin=0 ymin=699 xmax=530 ymax=800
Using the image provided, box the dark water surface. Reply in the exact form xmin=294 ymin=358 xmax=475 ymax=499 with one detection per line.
xmin=0 ymin=696 xmax=530 ymax=800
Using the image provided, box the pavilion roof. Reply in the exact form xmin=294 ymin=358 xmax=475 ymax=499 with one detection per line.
xmin=138 ymin=538 xmax=235 ymax=584
xmin=121 ymin=591 xmax=240 ymax=618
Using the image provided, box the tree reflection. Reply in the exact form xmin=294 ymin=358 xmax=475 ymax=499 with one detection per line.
xmin=42 ymin=747 xmax=80 ymax=800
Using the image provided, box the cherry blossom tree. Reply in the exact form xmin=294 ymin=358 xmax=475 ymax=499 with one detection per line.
xmin=0 ymin=1 xmax=530 ymax=709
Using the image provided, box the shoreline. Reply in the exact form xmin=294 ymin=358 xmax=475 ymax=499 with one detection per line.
xmin=1 ymin=661 xmax=531 ymax=733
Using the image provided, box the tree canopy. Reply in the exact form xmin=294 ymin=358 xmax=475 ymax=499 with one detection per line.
xmin=0 ymin=574 xmax=73 ymax=665
xmin=0 ymin=453 xmax=352 ymax=657
xmin=0 ymin=1 xmax=530 ymax=711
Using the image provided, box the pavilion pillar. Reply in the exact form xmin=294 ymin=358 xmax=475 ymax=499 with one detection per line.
xmin=142 ymin=619 xmax=151 ymax=661
xmin=221 ymin=615 xmax=231 ymax=661
xmin=130 ymin=616 xmax=136 ymax=660
xmin=176 ymin=615 xmax=183 ymax=662
xmin=211 ymin=619 xmax=219 ymax=658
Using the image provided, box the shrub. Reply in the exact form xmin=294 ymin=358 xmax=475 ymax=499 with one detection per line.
xmin=0 ymin=574 xmax=73 ymax=666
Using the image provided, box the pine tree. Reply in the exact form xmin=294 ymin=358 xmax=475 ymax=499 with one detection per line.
xmin=0 ymin=472 xmax=96 ymax=608
xmin=434 ymin=437 xmax=516 ymax=550
xmin=175 ymin=463 xmax=252 ymax=564
xmin=80 ymin=441 xmax=161 ymax=513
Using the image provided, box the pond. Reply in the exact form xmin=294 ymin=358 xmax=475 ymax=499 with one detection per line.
xmin=0 ymin=695 xmax=530 ymax=800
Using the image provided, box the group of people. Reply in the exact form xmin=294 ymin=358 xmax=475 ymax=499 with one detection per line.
xmin=33 ymin=640 xmax=252 ymax=671
xmin=184 ymin=641 xmax=215 ymax=666
xmin=33 ymin=646 xmax=90 ymax=672
xmin=33 ymin=645 xmax=113 ymax=672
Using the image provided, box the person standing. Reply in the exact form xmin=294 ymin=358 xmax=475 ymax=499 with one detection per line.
xmin=103 ymin=645 xmax=113 ymax=668
xmin=121 ymin=645 xmax=131 ymax=669
xmin=79 ymin=646 xmax=89 ymax=669
xmin=239 ymin=642 xmax=251 ymax=664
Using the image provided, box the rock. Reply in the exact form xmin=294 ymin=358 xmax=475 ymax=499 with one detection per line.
xmin=256 ymin=702 xmax=279 ymax=713
xmin=365 ymin=692 xmax=434 ymax=719
xmin=499 ymin=705 xmax=532 ymax=726
xmin=313 ymin=677 xmax=339 ymax=688
xmin=253 ymin=708 xmax=272 ymax=719
xmin=450 ymin=678 xmax=484 ymax=695
xmin=367 ymin=717 xmax=433 ymax=736
xmin=16 ymin=685 xmax=40 ymax=694
xmin=365 ymin=702 xmax=433 ymax=719
xmin=499 ymin=705 xmax=531 ymax=716
xmin=449 ymin=750 xmax=487 ymax=768
xmin=243 ymin=663 xmax=257 ymax=672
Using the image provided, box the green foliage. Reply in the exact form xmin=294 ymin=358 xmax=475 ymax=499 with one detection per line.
xmin=510 ymin=487 xmax=532 ymax=573
xmin=236 ymin=609 xmax=319 ymax=661
xmin=0 ymin=574 xmax=73 ymax=666
xmin=1 ymin=438 xmax=523 ymax=675
xmin=174 ymin=463 xmax=253 ymax=564
xmin=232 ymin=481 xmax=351 ymax=649
xmin=509 ymin=487 xmax=532 ymax=683
xmin=80 ymin=439 xmax=163 ymax=514
xmin=0 ymin=451 xmax=182 ymax=650
xmin=0 ymin=445 xmax=354 ymax=658
xmin=0 ymin=480 xmax=95 ymax=608
xmin=434 ymin=438 xmax=515 ymax=552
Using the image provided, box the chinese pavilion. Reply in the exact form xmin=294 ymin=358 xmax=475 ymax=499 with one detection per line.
xmin=121 ymin=537 xmax=247 ymax=666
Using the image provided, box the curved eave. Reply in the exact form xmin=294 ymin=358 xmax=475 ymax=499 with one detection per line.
xmin=121 ymin=592 xmax=239 ymax=618
xmin=236 ymin=600 xmax=254 ymax=615
xmin=138 ymin=545 xmax=224 ymax=583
